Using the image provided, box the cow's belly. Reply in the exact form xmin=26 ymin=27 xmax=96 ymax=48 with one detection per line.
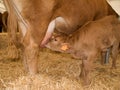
xmin=54 ymin=15 xmax=94 ymax=35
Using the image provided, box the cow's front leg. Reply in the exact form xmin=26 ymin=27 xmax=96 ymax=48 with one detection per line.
xmin=22 ymin=32 xmax=39 ymax=74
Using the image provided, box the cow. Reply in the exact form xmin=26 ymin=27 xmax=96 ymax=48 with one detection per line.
xmin=3 ymin=0 xmax=118 ymax=75
xmin=46 ymin=15 xmax=120 ymax=85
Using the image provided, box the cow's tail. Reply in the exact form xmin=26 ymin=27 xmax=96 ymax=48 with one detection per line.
xmin=3 ymin=0 xmax=19 ymax=59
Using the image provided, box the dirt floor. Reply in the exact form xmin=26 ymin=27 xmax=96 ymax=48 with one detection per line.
xmin=0 ymin=33 xmax=120 ymax=90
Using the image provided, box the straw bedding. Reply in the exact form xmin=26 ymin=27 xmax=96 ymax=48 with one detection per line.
xmin=0 ymin=33 xmax=120 ymax=90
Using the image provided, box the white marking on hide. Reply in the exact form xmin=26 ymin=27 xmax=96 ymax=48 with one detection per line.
xmin=41 ymin=19 xmax=56 ymax=46
xmin=11 ymin=0 xmax=28 ymax=37
xmin=13 ymin=0 xmax=23 ymax=12
xmin=55 ymin=17 xmax=68 ymax=32
xmin=55 ymin=17 xmax=67 ymax=25
xmin=46 ymin=19 xmax=56 ymax=34
xmin=18 ymin=22 xmax=27 ymax=37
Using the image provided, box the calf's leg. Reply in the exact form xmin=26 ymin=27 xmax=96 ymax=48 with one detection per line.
xmin=80 ymin=51 xmax=97 ymax=85
xmin=111 ymin=41 xmax=119 ymax=68
xmin=101 ymin=48 xmax=111 ymax=65
xmin=101 ymin=51 xmax=106 ymax=65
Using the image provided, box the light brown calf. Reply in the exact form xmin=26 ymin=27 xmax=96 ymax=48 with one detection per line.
xmin=46 ymin=15 xmax=120 ymax=85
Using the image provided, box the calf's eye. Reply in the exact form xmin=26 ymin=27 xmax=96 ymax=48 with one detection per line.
xmin=54 ymin=38 xmax=57 ymax=41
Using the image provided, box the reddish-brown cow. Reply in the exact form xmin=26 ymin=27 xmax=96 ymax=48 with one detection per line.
xmin=46 ymin=15 xmax=120 ymax=85
xmin=3 ymin=0 xmax=118 ymax=74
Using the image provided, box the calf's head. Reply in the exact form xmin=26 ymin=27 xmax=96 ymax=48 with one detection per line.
xmin=45 ymin=34 xmax=71 ymax=53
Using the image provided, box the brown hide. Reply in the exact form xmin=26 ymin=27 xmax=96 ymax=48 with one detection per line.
xmin=46 ymin=15 xmax=120 ymax=85
xmin=3 ymin=0 xmax=118 ymax=75
xmin=52 ymin=0 xmax=119 ymax=34
xmin=3 ymin=0 xmax=118 ymax=45
xmin=20 ymin=0 xmax=118 ymax=45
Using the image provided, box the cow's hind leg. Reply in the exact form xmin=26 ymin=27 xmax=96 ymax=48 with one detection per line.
xmin=22 ymin=32 xmax=39 ymax=74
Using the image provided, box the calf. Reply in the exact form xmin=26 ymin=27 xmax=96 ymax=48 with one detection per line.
xmin=46 ymin=15 xmax=120 ymax=85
